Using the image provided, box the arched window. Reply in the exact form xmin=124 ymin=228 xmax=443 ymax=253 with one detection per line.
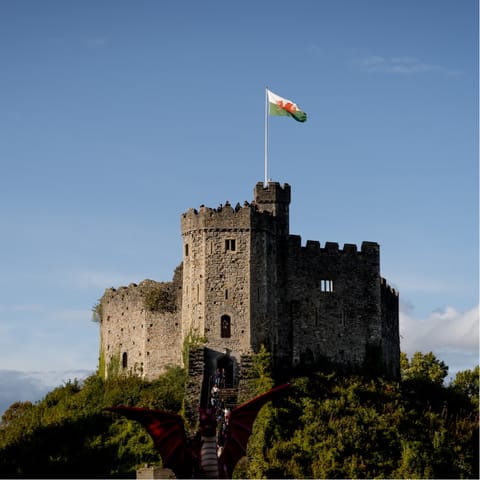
xmin=122 ymin=352 xmax=128 ymax=369
xmin=221 ymin=315 xmax=231 ymax=338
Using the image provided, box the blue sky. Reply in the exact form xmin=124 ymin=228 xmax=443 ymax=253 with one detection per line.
xmin=0 ymin=0 xmax=478 ymax=415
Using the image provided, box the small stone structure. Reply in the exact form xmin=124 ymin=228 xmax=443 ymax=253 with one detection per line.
xmin=99 ymin=181 xmax=400 ymax=391
xmin=136 ymin=465 xmax=175 ymax=479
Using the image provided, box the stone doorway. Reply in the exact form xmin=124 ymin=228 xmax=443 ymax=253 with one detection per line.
xmin=216 ymin=353 xmax=235 ymax=388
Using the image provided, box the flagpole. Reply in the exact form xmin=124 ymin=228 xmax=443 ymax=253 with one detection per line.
xmin=264 ymin=87 xmax=269 ymax=187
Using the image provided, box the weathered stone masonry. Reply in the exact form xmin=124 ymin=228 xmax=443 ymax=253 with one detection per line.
xmin=99 ymin=181 xmax=400 ymax=387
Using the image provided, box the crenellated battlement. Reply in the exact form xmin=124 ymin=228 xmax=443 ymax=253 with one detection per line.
xmin=181 ymin=201 xmax=253 ymax=231
xmin=180 ymin=200 xmax=281 ymax=235
xmin=181 ymin=181 xmax=292 ymax=237
xmin=288 ymin=235 xmax=379 ymax=256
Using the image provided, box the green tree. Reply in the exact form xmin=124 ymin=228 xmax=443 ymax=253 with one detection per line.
xmin=451 ymin=365 xmax=479 ymax=409
xmin=246 ymin=370 xmax=478 ymax=479
xmin=233 ymin=346 xmax=276 ymax=478
xmin=401 ymin=351 xmax=448 ymax=384
xmin=1 ymin=401 xmax=33 ymax=429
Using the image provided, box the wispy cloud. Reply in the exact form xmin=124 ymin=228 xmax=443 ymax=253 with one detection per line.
xmin=84 ymin=36 xmax=108 ymax=48
xmin=358 ymin=55 xmax=461 ymax=75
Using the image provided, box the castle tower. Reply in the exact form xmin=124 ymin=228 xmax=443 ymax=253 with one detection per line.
xmin=180 ymin=182 xmax=291 ymax=382
xmin=99 ymin=179 xmax=400 ymax=385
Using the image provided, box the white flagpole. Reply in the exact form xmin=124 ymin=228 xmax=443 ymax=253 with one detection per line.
xmin=264 ymin=87 xmax=269 ymax=186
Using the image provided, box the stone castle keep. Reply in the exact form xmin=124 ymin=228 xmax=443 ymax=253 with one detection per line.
xmin=99 ymin=181 xmax=400 ymax=388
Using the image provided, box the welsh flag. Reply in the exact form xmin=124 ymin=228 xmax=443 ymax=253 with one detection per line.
xmin=267 ymin=89 xmax=307 ymax=123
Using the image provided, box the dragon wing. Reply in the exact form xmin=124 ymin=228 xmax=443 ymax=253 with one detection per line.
xmin=105 ymin=406 xmax=193 ymax=479
xmin=218 ymin=383 xmax=290 ymax=478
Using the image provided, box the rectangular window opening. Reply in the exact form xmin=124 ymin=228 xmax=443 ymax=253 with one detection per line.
xmin=225 ymin=239 xmax=236 ymax=252
xmin=320 ymin=279 xmax=334 ymax=293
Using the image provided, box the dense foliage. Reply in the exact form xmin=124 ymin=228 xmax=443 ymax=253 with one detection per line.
xmin=0 ymin=367 xmax=186 ymax=478
xmin=0 ymin=354 xmax=478 ymax=479
xmin=238 ymin=353 xmax=479 ymax=479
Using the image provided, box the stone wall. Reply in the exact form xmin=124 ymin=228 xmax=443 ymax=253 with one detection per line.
xmin=100 ymin=279 xmax=182 ymax=380
xmin=183 ymin=345 xmax=205 ymax=429
xmin=285 ymin=237 xmax=394 ymax=374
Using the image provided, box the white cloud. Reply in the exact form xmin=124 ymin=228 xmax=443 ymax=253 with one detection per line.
xmin=359 ymin=55 xmax=461 ymax=75
xmin=400 ymin=304 xmax=479 ymax=360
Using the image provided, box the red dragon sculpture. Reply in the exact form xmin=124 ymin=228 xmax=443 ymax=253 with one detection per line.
xmin=105 ymin=383 xmax=289 ymax=478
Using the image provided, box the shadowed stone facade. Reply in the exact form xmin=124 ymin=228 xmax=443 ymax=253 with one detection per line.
xmin=99 ymin=181 xmax=400 ymax=384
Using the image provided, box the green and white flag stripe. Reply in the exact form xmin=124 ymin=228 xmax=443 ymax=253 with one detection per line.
xmin=267 ymin=89 xmax=307 ymax=123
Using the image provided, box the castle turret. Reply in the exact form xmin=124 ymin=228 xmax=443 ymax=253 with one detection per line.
xmin=254 ymin=181 xmax=290 ymax=237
